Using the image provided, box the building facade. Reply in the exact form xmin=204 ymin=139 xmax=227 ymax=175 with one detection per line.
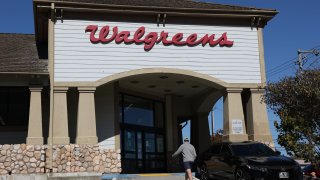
xmin=0 ymin=0 xmax=277 ymax=174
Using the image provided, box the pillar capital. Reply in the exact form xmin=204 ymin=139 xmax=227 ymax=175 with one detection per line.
xmin=226 ymin=88 xmax=243 ymax=93
xmin=77 ymin=87 xmax=96 ymax=93
xmin=29 ymin=86 xmax=43 ymax=92
xmin=250 ymin=88 xmax=265 ymax=94
xmin=53 ymin=86 xmax=69 ymax=93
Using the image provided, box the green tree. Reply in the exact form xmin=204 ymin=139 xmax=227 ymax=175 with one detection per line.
xmin=264 ymin=69 xmax=320 ymax=163
xmin=211 ymin=129 xmax=223 ymax=143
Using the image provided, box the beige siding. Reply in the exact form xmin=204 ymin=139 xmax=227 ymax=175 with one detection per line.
xmin=55 ymin=20 xmax=261 ymax=83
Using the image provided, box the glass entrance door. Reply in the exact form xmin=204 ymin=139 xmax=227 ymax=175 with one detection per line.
xmin=120 ymin=94 xmax=166 ymax=173
xmin=122 ymin=130 xmax=166 ymax=173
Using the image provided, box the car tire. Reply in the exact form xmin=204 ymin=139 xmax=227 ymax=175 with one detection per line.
xmin=235 ymin=168 xmax=251 ymax=180
xmin=199 ymin=164 xmax=209 ymax=180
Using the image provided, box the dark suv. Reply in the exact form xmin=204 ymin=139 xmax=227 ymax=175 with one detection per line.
xmin=195 ymin=141 xmax=303 ymax=180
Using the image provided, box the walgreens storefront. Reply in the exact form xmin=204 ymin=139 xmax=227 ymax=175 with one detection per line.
xmin=0 ymin=0 xmax=277 ymax=174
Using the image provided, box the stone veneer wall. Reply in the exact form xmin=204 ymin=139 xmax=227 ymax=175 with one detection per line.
xmin=0 ymin=144 xmax=121 ymax=175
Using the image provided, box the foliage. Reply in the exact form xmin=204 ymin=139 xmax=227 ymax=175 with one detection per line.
xmin=264 ymin=69 xmax=320 ymax=163
xmin=211 ymin=129 xmax=223 ymax=142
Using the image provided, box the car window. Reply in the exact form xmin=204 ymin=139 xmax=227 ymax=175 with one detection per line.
xmin=231 ymin=143 xmax=276 ymax=156
xmin=220 ymin=144 xmax=232 ymax=155
xmin=210 ymin=144 xmax=222 ymax=155
xmin=303 ymin=165 xmax=315 ymax=171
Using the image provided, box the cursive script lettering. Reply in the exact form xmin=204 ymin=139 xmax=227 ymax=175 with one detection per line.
xmin=85 ymin=25 xmax=234 ymax=51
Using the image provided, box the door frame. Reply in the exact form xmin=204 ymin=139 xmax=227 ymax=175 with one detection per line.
xmin=119 ymin=93 xmax=167 ymax=173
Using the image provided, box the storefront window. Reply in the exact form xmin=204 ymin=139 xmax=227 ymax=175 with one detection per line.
xmin=124 ymin=130 xmax=136 ymax=152
xmin=157 ymin=134 xmax=164 ymax=153
xmin=145 ymin=133 xmax=156 ymax=153
xmin=123 ymin=95 xmax=154 ymax=127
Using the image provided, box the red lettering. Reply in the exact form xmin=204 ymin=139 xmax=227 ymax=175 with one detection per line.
xmin=115 ymin=31 xmax=133 ymax=44
xmin=171 ymin=33 xmax=185 ymax=45
xmin=157 ymin=31 xmax=172 ymax=45
xmin=99 ymin=26 xmax=118 ymax=43
xmin=144 ymin=32 xmax=158 ymax=51
xmin=134 ymin=27 xmax=145 ymax=43
xmin=197 ymin=34 xmax=216 ymax=46
xmin=85 ymin=25 xmax=99 ymax=43
xmin=85 ymin=25 xmax=234 ymax=51
xmin=218 ymin=32 xmax=234 ymax=46
xmin=186 ymin=34 xmax=198 ymax=45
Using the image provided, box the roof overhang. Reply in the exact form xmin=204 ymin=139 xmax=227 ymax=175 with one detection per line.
xmin=33 ymin=0 xmax=278 ymax=42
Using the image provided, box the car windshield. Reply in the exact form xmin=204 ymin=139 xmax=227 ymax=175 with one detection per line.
xmin=231 ymin=143 xmax=276 ymax=157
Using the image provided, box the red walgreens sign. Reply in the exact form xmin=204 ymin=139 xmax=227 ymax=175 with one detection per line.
xmin=85 ymin=25 xmax=234 ymax=51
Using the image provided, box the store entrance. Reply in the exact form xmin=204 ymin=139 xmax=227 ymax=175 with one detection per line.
xmin=120 ymin=94 xmax=166 ymax=173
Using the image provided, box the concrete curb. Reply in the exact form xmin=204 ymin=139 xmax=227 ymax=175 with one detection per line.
xmin=0 ymin=172 xmax=199 ymax=180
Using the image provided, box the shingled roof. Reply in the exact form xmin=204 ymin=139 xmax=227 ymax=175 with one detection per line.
xmin=37 ymin=0 xmax=276 ymax=12
xmin=0 ymin=34 xmax=48 ymax=74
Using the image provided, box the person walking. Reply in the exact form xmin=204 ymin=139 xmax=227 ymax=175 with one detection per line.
xmin=172 ymin=137 xmax=197 ymax=180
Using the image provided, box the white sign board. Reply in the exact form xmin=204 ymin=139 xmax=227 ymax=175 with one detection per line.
xmin=54 ymin=20 xmax=261 ymax=83
xmin=232 ymin=119 xmax=244 ymax=134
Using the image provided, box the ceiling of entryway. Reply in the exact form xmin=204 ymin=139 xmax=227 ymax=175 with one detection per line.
xmin=118 ymin=73 xmax=218 ymax=98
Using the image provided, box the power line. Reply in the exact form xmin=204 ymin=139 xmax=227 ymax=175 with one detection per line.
xmin=267 ymin=63 xmax=296 ymax=79
xmin=266 ymin=57 xmax=297 ymax=75
xmin=265 ymin=45 xmax=320 ymax=79
xmin=306 ymin=55 xmax=320 ymax=69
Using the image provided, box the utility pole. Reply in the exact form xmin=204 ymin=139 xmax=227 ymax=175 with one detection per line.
xmin=297 ymin=49 xmax=319 ymax=72
xmin=211 ymin=109 xmax=214 ymax=137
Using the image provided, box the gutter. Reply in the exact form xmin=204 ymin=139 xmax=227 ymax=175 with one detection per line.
xmin=36 ymin=5 xmax=276 ymax=20
xmin=33 ymin=0 xmax=278 ymax=19
xmin=33 ymin=0 xmax=278 ymax=16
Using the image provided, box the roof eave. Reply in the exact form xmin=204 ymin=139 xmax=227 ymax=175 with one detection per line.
xmin=33 ymin=0 xmax=278 ymax=19
xmin=33 ymin=0 xmax=278 ymax=42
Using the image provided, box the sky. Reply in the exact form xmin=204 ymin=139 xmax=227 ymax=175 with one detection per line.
xmin=1 ymin=0 xmax=319 ymax=154
xmin=197 ymin=0 xmax=320 ymax=154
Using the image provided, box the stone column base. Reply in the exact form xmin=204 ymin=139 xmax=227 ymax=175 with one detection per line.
xmin=223 ymin=134 xmax=248 ymax=142
xmin=47 ymin=137 xmax=70 ymax=145
xmin=26 ymin=137 xmax=44 ymax=145
xmin=76 ymin=136 xmax=98 ymax=144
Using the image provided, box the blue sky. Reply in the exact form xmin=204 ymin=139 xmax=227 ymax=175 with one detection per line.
xmin=1 ymin=0 xmax=319 ymax=154
xmin=197 ymin=0 xmax=320 ymax=153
